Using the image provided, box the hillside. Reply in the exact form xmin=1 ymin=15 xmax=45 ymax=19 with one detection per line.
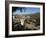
xmin=12 ymin=13 xmax=40 ymax=31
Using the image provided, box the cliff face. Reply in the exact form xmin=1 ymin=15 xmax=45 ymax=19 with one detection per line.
xmin=12 ymin=13 xmax=40 ymax=31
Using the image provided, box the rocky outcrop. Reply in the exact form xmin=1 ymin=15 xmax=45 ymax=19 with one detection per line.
xmin=12 ymin=13 xmax=40 ymax=31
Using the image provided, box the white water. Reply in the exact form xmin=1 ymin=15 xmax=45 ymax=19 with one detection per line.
xmin=20 ymin=19 xmax=25 ymax=26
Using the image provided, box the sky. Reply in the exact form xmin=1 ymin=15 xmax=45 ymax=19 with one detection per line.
xmin=12 ymin=7 xmax=40 ymax=15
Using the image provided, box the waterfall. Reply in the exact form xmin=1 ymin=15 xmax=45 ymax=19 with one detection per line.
xmin=20 ymin=19 xmax=25 ymax=26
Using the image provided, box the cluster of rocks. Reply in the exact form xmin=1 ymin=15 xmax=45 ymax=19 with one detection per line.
xmin=12 ymin=14 xmax=40 ymax=31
